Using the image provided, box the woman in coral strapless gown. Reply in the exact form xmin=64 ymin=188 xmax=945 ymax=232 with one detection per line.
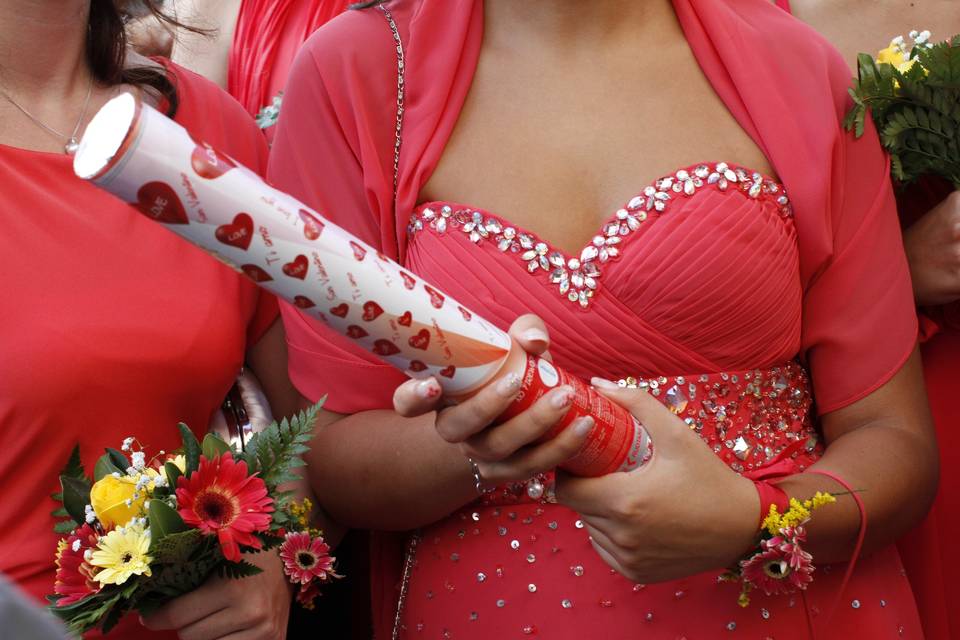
xmin=270 ymin=1 xmax=938 ymax=637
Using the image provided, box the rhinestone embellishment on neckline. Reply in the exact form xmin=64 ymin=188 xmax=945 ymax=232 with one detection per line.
xmin=408 ymin=163 xmax=792 ymax=309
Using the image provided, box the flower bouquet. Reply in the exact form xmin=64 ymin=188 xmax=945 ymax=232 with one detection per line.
xmin=47 ymin=404 xmax=339 ymax=635
xmin=844 ymin=30 xmax=960 ymax=188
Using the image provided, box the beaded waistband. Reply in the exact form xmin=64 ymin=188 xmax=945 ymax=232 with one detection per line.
xmin=480 ymin=360 xmax=820 ymax=507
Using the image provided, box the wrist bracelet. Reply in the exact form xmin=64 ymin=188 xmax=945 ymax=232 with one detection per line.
xmin=467 ymin=458 xmax=495 ymax=495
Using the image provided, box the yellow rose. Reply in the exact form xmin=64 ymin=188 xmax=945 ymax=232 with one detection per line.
xmin=89 ymin=475 xmax=145 ymax=529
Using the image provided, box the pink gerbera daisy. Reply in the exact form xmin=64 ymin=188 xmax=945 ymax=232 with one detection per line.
xmin=54 ymin=524 xmax=101 ymax=606
xmin=176 ymin=453 xmax=273 ymax=562
xmin=279 ymin=531 xmax=337 ymax=584
xmin=740 ymin=532 xmax=815 ymax=596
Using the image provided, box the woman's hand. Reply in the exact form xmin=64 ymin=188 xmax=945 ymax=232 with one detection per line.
xmin=392 ymin=314 xmax=593 ymax=487
xmin=141 ymin=549 xmax=291 ymax=640
xmin=556 ymin=379 xmax=758 ymax=584
xmin=904 ymin=190 xmax=960 ymax=306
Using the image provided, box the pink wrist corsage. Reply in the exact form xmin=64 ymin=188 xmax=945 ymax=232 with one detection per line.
xmin=723 ymin=492 xmax=836 ymax=607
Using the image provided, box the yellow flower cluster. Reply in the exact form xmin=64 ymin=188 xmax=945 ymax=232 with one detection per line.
xmin=288 ymin=497 xmax=313 ymax=529
xmin=762 ymin=491 xmax=836 ymax=536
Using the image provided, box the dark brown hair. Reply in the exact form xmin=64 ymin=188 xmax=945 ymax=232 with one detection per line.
xmin=88 ymin=0 xmax=193 ymax=116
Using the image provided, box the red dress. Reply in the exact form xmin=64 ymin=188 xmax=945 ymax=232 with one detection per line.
xmin=227 ymin=0 xmax=351 ymax=121
xmin=0 ymin=61 xmax=277 ymax=639
xmin=271 ymin=1 xmax=924 ymax=637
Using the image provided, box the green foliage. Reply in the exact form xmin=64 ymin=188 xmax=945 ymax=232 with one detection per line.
xmin=51 ymin=446 xmax=85 ymax=531
xmin=60 ymin=476 xmax=91 ymax=528
xmin=164 ymin=460 xmax=182 ymax=489
xmin=845 ymin=36 xmax=960 ymax=188
xmin=242 ymin=401 xmax=322 ymax=493
xmin=217 ymin=560 xmax=264 ymax=580
xmin=178 ymin=423 xmax=201 ymax=476
xmin=147 ymin=499 xmax=187 ymax=550
xmin=93 ymin=455 xmax=123 ymax=481
xmin=201 ymin=432 xmax=232 ymax=459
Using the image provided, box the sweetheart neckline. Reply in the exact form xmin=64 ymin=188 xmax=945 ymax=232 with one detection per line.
xmin=408 ymin=161 xmax=793 ymax=309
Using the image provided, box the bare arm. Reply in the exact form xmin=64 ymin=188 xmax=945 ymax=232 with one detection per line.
xmin=778 ymin=348 xmax=939 ymax=559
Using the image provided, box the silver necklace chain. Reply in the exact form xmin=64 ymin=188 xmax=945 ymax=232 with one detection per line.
xmin=0 ymin=76 xmax=95 ymax=155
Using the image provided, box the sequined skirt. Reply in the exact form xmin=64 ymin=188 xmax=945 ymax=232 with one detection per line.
xmin=393 ymin=362 xmax=922 ymax=639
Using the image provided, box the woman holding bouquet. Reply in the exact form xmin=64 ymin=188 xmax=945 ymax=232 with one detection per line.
xmin=773 ymin=2 xmax=960 ymax=637
xmin=271 ymin=0 xmax=938 ymax=637
xmin=0 ymin=1 xmax=299 ymax=638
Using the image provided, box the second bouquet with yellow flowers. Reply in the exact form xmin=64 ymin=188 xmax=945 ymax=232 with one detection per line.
xmin=47 ymin=403 xmax=339 ymax=636
xmin=845 ymin=30 xmax=960 ymax=188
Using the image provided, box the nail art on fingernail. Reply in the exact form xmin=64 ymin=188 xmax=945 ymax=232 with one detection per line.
xmin=496 ymin=372 xmax=522 ymax=397
xmin=521 ymin=328 xmax=549 ymax=344
xmin=418 ymin=379 xmax=440 ymax=399
xmin=590 ymin=377 xmax=618 ymax=389
xmin=551 ymin=387 xmax=574 ymax=408
xmin=573 ymin=416 xmax=595 ymax=436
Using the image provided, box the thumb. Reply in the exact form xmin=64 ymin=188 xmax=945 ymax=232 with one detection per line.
xmin=393 ymin=377 xmax=444 ymax=417
xmin=508 ymin=313 xmax=551 ymax=357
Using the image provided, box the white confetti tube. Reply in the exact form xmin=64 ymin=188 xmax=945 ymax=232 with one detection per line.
xmin=73 ymin=93 xmax=650 ymax=476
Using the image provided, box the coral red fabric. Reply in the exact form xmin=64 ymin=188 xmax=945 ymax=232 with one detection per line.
xmin=0 ymin=61 xmax=276 ymax=639
xmin=270 ymin=1 xmax=922 ymax=637
xmin=227 ymin=0 xmax=352 ymax=121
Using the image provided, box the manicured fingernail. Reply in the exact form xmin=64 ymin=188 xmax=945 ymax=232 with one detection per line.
xmin=521 ymin=328 xmax=549 ymax=344
xmin=496 ymin=372 xmax=522 ymax=397
xmin=551 ymin=386 xmax=574 ymax=408
xmin=573 ymin=416 xmax=595 ymax=436
xmin=591 ymin=377 xmax=618 ymax=389
xmin=417 ymin=379 xmax=441 ymax=399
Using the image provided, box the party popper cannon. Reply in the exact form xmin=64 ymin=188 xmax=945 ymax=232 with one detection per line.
xmin=73 ymin=93 xmax=651 ymax=477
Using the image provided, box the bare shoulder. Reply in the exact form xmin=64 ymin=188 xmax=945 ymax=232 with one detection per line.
xmin=788 ymin=0 xmax=960 ymax=67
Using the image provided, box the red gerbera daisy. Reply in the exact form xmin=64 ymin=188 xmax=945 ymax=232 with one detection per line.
xmin=279 ymin=532 xmax=337 ymax=584
xmin=176 ymin=453 xmax=273 ymax=562
xmin=54 ymin=524 xmax=101 ymax=606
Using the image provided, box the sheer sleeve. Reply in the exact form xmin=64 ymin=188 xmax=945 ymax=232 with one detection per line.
xmin=268 ymin=18 xmax=408 ymax=411
xmin=801 ymin=116 xmax=919 ymax=414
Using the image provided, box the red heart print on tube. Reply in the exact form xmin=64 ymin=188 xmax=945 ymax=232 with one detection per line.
xmin=424 ymin=285 xmax=445 ymax=309
xmin=401 ymin=272 xmax=416 ymax=290
xmin=191 ymin=141 xmax=237 ymax=179
xmin=299 ymin=209 xmax=325 ymax=240
xmin=408 ymin=329 xmax=430 ymax=350
xmin=397 ymin=311 xmax=413 ymax=327
xmin=372 ymin=340 xmax=400 ymax=356
xmin=362 ymin=301 xmax=384 ymax=322
xmin=350 ymin=241 xmax=367 ymax=261
xmin=283 ymin=255 xmax=308 ymax=280
xmin=241 ymin=264 xmax=272 ymax=283
xmin=294 ymin=296 xmax=315 ymax=309
xmin=346 ymin=325 xmax=369 ymax=339
xmin=408 ymin=360 xmax=427 ymax=372
xmin=439 ymin=365 xmax=456 ymax=378
xmin=215 ymin=213 xmax=254 ymax=250
xmin=136 ymin=182 xmax=188 ymax=225
xmin=329 ymin=304 xmax=349 ymax=318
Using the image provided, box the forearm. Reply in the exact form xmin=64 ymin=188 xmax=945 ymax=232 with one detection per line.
xmin=306 ymin=409 xmax=478 ymax=531
xmin=777 ymin=415 xmax=938 ymax=563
